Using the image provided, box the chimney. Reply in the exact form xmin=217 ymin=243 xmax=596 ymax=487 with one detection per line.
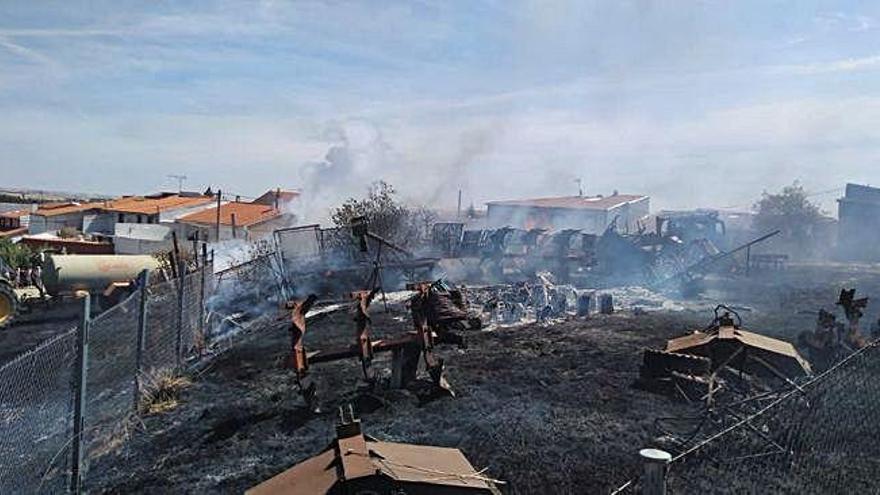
xmin=275 ymin=187 xmax=281 ymax=210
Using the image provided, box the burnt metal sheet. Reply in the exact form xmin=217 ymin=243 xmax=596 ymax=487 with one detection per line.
xmin=338 ymin=433 xmax=376 ymax=481
xmin=665 ymin=326 xmax=812 ymax=378
xmin=246 ymin=449 xmax=337 ymax=495
xmin=370 ymin=440 xmax=495 ymax=490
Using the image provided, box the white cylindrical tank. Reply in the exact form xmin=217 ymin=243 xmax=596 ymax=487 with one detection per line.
xmin=42 ymin=255 xmax=160 ymax=295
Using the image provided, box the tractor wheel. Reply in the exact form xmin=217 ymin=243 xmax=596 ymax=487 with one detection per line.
xmin=0 ymin=282 xmax=19 ymax=329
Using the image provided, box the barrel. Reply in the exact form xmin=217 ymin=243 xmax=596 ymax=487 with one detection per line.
xmin=42 ymin=254 xmax=160 ymax=295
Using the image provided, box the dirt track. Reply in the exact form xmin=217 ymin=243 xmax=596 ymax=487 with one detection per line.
xmin=85 ymin=263 xmax=880 ymax=494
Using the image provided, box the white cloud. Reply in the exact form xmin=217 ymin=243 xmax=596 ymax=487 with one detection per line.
xmin=781 ymin=54 xmax=880 ymax=75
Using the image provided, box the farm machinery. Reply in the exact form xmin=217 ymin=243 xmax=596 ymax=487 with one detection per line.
xmin=284 ymin=280 xmax=479 ymax=411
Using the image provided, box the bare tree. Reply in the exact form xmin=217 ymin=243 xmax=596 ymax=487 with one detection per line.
xmin=331 ymin=181 xmax=437 ymax=249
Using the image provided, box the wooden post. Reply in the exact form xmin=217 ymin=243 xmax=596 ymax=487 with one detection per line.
xmin=198 ymin=260 xmax=207 ymax=355
xmin=639 ymin=448 xmax=671 ymax=495
xmin=175 ymin=259 xmax=187 ymax=368
xmin=70 ymin=294 xmax=91 ymax=495
xmin=133 ymin=270 xmax=149 ymax=412
xmin=215 ymin=189 xmax=222 ymax=242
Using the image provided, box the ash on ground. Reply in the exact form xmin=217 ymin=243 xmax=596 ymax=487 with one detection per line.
xmin=86 ymin=263 xmax=880 ymax=494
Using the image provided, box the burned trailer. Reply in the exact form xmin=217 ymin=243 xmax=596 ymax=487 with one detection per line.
xmin=274 ymin=221 xmax=438 ymax=298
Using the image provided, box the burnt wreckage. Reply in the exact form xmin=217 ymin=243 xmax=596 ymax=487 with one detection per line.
xmin=274 ymin=216 xmax=439 ymax=298
xmin=432 ymin=212 xmax=778 ymax=289
xmin=639 ymin=305 xmax=812 ymax=406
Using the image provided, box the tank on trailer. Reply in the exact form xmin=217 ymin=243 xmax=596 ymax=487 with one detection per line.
xmin=41 ymin=254 xmax=160 ymax=296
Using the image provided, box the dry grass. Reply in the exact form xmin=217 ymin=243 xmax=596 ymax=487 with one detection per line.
xmin=139 ymin=370 xmax=192 ymax=415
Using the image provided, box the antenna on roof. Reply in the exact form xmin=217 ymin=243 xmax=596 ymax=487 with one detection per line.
xmin=167 ymin=174 xmax=187 ymax=193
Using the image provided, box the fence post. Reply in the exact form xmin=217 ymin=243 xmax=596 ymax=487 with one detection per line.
xmin=70 ymin=294 xmax=91 ymax=495
xmin=639 ymin=448 xmax=671 ymax=495
xmin=133 ymin=270 xmax=149 ymax=412
xmin=199 ymin=246 xmax=208 ymax=354
xmin=175 ymin=259 xmax=187 ymax=369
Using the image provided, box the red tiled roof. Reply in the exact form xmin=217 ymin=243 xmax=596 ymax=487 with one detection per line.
xmin=177 ymin=202 xmax=280 ymax=227
xmin=101 ymin=194 xmax=214 ymax=215
xmin=34 ymin=201 xmax=104 ymax=217
xmin=487 ymin=195 xmax=646 ymax=211
xmin=0 ymin=209 xmax=29 ymax=219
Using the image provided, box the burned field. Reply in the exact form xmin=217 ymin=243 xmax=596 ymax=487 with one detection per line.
xmin=84 ymin=264 xmax=880 ymax=494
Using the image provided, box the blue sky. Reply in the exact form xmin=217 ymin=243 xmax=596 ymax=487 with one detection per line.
xmin=1 ymin=1 xmax=879 ymax=217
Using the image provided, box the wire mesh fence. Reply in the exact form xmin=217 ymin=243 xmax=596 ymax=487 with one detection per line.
xmin=83 ymin=292 xmax=140 ymax=466
xmin=614 ymin=340 xmax=880 ymax=494
xmin=0 ymin=262 xmax=216 ymax=494
xmin=0 ymin=329 xmax=77 ymax=494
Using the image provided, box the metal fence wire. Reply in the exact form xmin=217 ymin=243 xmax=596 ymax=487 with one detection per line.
xmin=83 ymin=292 xmax=140 ymax=466
xmin=0 ymin=262 xmax=216 ymax=494
xmin=0 ymin=328 xmax=77 ymax=494
xmin=143 ymin=278 xmax=179 ymax=374
xmin=615 ymin=340 xmax=880 ymax=494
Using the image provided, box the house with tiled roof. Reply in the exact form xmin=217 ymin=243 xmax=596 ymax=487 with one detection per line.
xmin=28 ymin=201 xmax=105 ymax=235
xmin=175 ymin=201 xmax=291 ymax=242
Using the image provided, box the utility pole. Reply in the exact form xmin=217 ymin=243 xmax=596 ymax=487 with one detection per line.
xmin=575 ymin=178 xmax=584 ymax=197
xmin=167 ymin=174 xmax=187 ymax=192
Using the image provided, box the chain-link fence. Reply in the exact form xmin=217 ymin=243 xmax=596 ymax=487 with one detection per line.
xmin=0 ymin=262 xmax=215 ymax=494
xmin=0 ymin=329 xmax=77 ymax=493
xmin=208 ymin=254 xmax=284 ymax=346
xmin=614 ymin=340 xmax=880 ymax=494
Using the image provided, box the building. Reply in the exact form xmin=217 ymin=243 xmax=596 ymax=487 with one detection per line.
xmin=83 ymin=192 xmax=216 ymax=235
xmin=175 ymin=201 xmax=289 ymax=242
xmin=485 ymin=193 xmax=650 ymax=234
xmin=248 ymin=416 xmax=500 ymax=495
xmin=838 ymin=183 xmax=880 ymax=261
xmin=252 ymin=189 xmax=300 ymax=209
xmin=0 ymin=209 xmax=29 ymax=240
xmin=28 ymin=201 xmax=105 ymax=235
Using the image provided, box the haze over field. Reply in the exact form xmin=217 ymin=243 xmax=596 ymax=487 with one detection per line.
xmin=1 ymin=1 xmax=879 ymax=219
